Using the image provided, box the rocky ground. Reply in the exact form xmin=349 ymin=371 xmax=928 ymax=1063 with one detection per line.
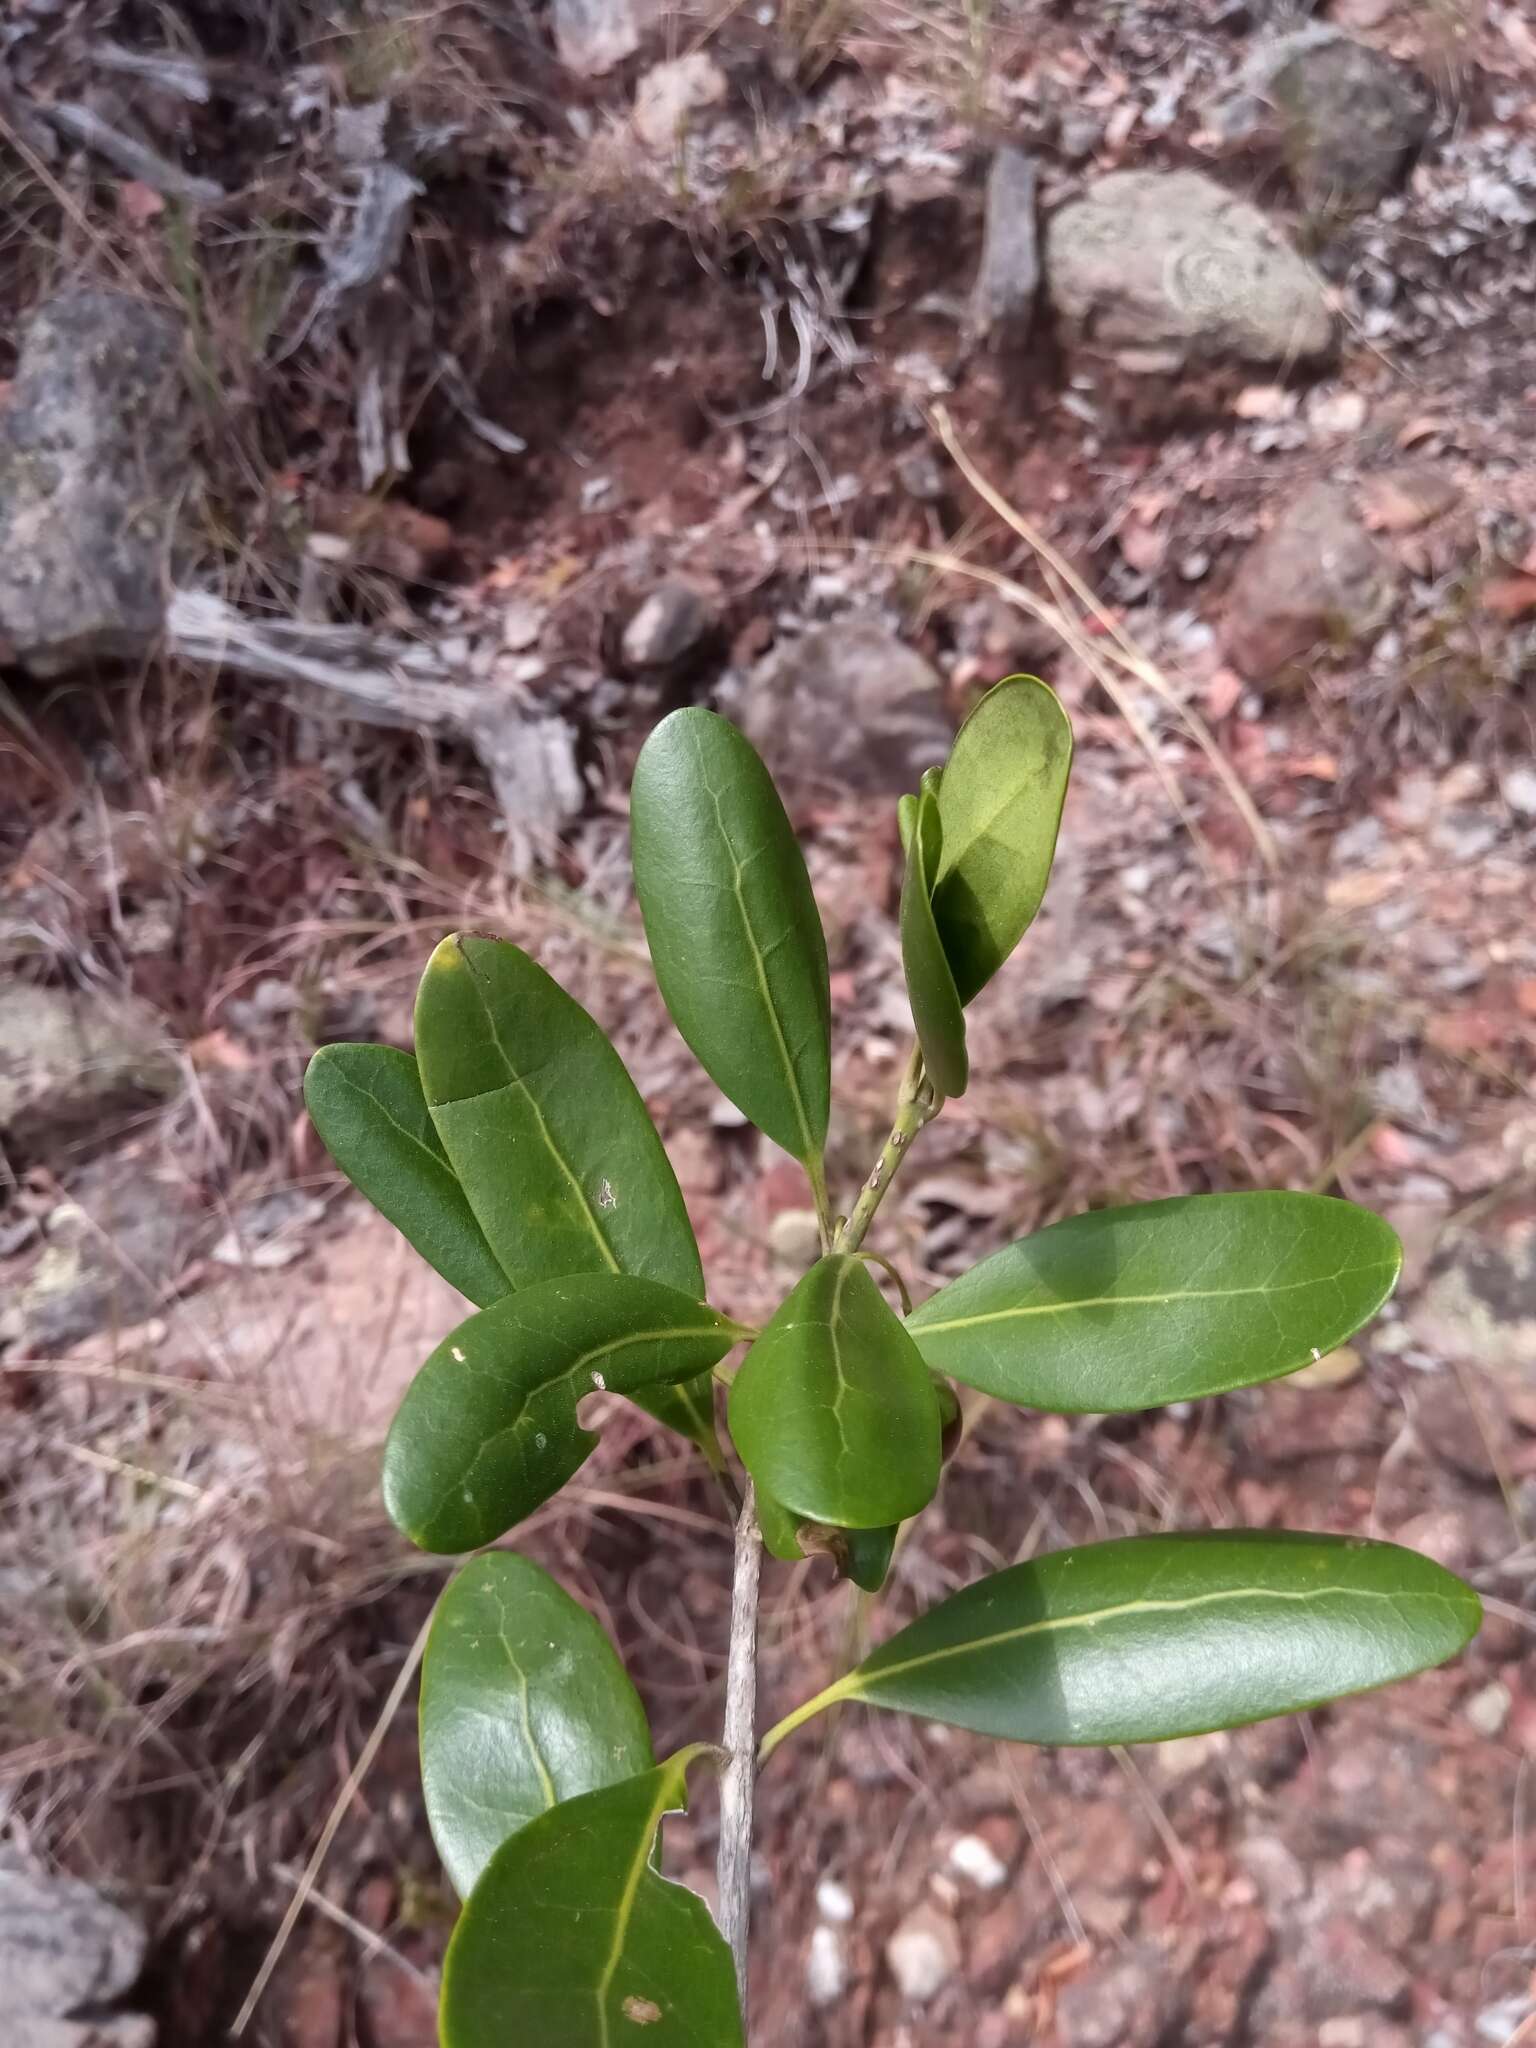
xmin=0 ymin=0 xmax=1534 ymax=2043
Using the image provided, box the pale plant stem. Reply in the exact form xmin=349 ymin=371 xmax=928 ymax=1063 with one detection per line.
xmin=716 ymin=1481 xmax=763 ymax=2016
xmin=717 ymin=1052 xmax=938 ymax=2026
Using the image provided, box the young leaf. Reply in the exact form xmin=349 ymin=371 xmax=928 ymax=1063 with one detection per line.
xmin=728 ymin=1255 xmax=940 ymax=1529
xmin=414 ymin=934 xmax=703 ymax=1297
xmin=303 ymin=1044 xmax=510 ymax=1309
xmin=383 ymin=1276 xmax=742 ymax=1553
xmin=843 ymin=1522 xmax=897 ymax=1593
xmin=932 ymin=675 xmax=1072 ymax=1004
xmin=906 ymin=1192 xmax=1402 ymax=1412
xmin=441 ymin=1754 xmax=744 ymax=2048
xmin=422 ymin=1554 xmax=653 ymax=1897
xmin=789 ymin=1531 xmax=1479 ymax=1748
xmin=630 ymin=708 xmax=831 ymax=1167
xmin=899 ymin=784 xmax=968 ymax=1098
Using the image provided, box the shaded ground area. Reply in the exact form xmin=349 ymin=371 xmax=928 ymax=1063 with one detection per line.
xmin=1 ymin=0 xmax=1534 ymax=2043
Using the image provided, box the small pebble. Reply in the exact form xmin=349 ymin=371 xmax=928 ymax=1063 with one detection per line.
xmin=1465 ymin=1680 xmax=1512 ymax=1739
xmin=806 ymin=1924 xmax=847 ymax=2006
xmin=815 ymin=1877 xmax=855 ymax=1924
xmin=948 ymin=1833 xmax=1009 ymax=1891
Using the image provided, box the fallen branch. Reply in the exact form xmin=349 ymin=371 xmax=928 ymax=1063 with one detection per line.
xmin=166 ymin=588 xmax=582 ymax=870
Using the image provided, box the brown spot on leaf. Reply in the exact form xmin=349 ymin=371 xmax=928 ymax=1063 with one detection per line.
xmin=622 ymin=1994 xmax=663 ymax=2024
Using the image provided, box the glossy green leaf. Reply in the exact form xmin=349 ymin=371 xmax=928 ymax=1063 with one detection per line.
xmin=798 ymin=1532 xmax=1479 ymax=1747
xmin=932 ymin=675 xmax=1072 ymax=1004
xmin=303 ymin=1044 xmax=509 ymax=1309
xmin=756 ymin=1491 xmax=806 ymax=1563
xmin=383 ymin=1275 xmax=742 ymax=1552
xmin=631 ymin=1374 xmax=721 ymax=1464
xmin=421 ymin=1554 xmax=652 ymax=1897
xmin=907 ymin=1192 xmax=1402 ymax=1412
xmin=441 ymin=1752 xmax=743 ymax=2048
xmin=631 ymin=708 xmax=831 ymax=1166
xmin=899 ymin=784 xmax=968 ymax=1098
xmin=415 ymin=934 xmax=703 ymax=1297
xmin=728 ymin=1255 xmax=940 ymax=1529
xmin=843 ymin=1522 xmax=897 ymax=1593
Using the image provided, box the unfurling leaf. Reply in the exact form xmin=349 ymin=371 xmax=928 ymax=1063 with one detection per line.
xmin=421 ymin=1554 xmax=652 ymax=1897
xmin=899 ymin=783 xmax=968 ymax=1098
xmin=441 ymin=1754 xmax=744 ymax=2048
xmin=728 ymin=1255 xmax=940 ymax=1529
xmin=303 ymin=1044 xmax=509 ymax=1309
xmin=907 ymin=1192 xmax=1402 ymax=1412
xmin=931 ymin=675 xmax=1071 ymax=1004
xmin=414 ymin=934 xmax=703 ymax=1296
xmin=413 ymin=934 xmax=720 ymax=1460
xmin=383 ymin=1276 xmax=741 ymax=1552
xmin=811 ymin=1531 xmax=1480 ymax=1746
xmin=631 ymin=708 xmax=831 ymax=1168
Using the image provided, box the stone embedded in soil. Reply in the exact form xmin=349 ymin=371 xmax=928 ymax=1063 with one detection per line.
xmin=1268 ymin=30 xmax=1431 ymax=211
xmin=805 ymin=1923 xmax=847 ymax=2007
xmin=16 ymin=2021 xmax=157 ymax=2047
xmin=1222 ymin=481 xmax=1398 ymax=680
xmin=1056 ymin=1942 xmax=1182 ymax=2048
xmin=633 ymin=53 xmax=727 ymax=151
xmin=553 ymin=0 xmax=648 ymax=75
xmin=1409 ymin=1206 xmax=1536 ymax=1388
xmin=0 ymin=1152 xmax=202 ymax=1356
xmin=1297 ymin=1916 xmax=1411 ymax=2019
xmin=0 ymin=983 xmax=179 ymax=1158
xmin=1044 ymin=170 xmax=1334 ymax=373
xmin=969 ymin=146 xmax=1040 ymax=344
xmin=737 ymin=622 xmax=950 ymax=797
xmin=885 ymin=1903 xmax=961 ymax=2004
xmin=620 ymin=579 xmax=716 ymax=668
xmin=0 ymin=289 xmax=188 ymax=675
xmin=0 ymin=1853 xmax=147 ymax=2018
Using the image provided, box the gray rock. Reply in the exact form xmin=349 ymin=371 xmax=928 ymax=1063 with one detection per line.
xmin=17 ymin=2021 xmax=156 ymax=2048
xmin=0 ymin=290 xmax=187 ymax=674
xmin=622 ymin=581 xmax=715 ymax=669
xmin=0 ymin=983 xmax=179 ymax=1157
xmin=738 ymin=623 xmax=950 ymax=797
xmin=885 ymin=1903 xmax=960 ymax=2004
xmin=1410 ymin=1207 xmax=1536 ymax=1387
xmin=1057 ymin=1944 xmax=1181 ymax=2048
xmin=0 ymin=1855 xmax=146 ymax=2018
xmin=969 ymin=146 xmax=1039 ymax=344
xmin=1045 ymin=169 xmax=1333 ymax=372
xmin=1222 ymin=482 xmax=1397 ymax=680
xmin=0 ymin=1153 xmax=201 ymax=1354
xmin=553 ymin=0 xmax=648 ymax=75
xmin=1269 ymin=30 xmax=1431 ymax=210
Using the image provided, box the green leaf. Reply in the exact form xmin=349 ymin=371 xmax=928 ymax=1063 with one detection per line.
xmin=907 ymin=1192 xmax=1402 ymax=1412
xmin=932 ymin=675 xmax=1072 ymax=1005
xmin=808 ymin=1531 xmax=1480 ymax=1747
xmin=631 ymin=708 xmax=831 ymax=1166
xmin=843 ymin=1522 xmax=897 ymax=1593
xmin=631 ymin=1375 xmax=721 ymax=1465
xmin=303 ymin=1044 xmax=510 ymax=1309
xmin=383 ymin=1276 xmax=741 ymax=1552
xmin=415 ymin=934 xmax=703 ymax=1298
xmin=441 ymin=1753 xmax=743 ymax=2048
xmin=421 ymin=1554 xmax=653 ymax=1897
xmin=756 ymin=1491 xmax=806 ymax=1563
xmin=728 ymin=1255 xmax=940 ymax=1529
xmin=900 ymin=784 xmax=968 ymax=1098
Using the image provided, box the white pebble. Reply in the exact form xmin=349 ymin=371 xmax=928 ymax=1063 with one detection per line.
xmin=947 ymin=1833 xmax=1009 ymax=1891
xmin=806 ymin=1925 xmax=846 ymax=2006
xmin=815 ymin=1877 xmax=855 ymax=1924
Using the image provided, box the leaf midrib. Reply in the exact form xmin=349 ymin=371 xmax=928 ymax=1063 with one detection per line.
xmin=842 ymin=1577 xmax=1471 ymax=1702
xmin=457 ymin=944 xmax=620 ymax=1277
xmin=696 ymin=726 xmax=818 ymax=1165
xmin=911 ymin=1259 xmax=1399 ymax=1337
xmin=592 ymin=1767 xmax=676 ymax=2048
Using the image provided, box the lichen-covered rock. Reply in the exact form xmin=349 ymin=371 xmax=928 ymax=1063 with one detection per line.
xmin=1410 ymin=1205 xmax=1536 ymax=1387
xmin=0 ymin=983 xmax=179 ymax=1156
xmin=0 ymin=291 xmax=188 ymax=674
xmin=969 ymin=146 xmax=1040 ymax=344
xmin=1223 ymin=482 xmax=1397 ymax=680
xmin=0 ymin=1855 xmax=147 ymax=2019
xmin=1045 ymin=170 xmax=1333 ymax=373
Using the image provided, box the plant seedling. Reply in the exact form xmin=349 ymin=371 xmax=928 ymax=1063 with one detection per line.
xmin=306 ymin=677 xmax=1480 ymax=2044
